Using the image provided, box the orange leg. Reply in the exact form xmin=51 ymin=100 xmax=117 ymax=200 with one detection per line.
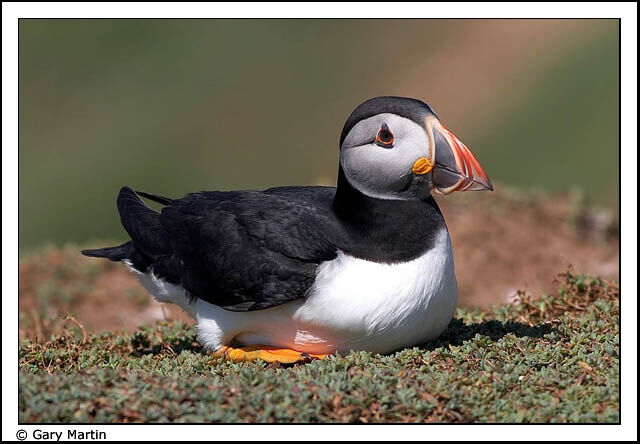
xmin=214 ymin=344 xmax=328 ymax=364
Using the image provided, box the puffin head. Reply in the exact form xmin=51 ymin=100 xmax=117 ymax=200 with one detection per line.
xmin=339 ymin=96 xmax=493 ymax=200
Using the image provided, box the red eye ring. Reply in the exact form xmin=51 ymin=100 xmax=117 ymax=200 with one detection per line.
xmin=376 ymin=124 xmax=394 ymax=147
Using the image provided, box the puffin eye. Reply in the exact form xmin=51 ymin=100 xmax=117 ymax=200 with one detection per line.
xmin=376 ymin=124 xmax=394 ymax=148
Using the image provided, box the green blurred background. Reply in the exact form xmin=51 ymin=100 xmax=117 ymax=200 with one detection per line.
xmin=19 ymin=19 xmax=619 ymax=252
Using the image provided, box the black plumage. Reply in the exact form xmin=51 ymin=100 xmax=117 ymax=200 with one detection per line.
xmin=82 ymin=176 xmax=447 ymax=312
xmin=82 ymin=96 xmax=458 ymax=312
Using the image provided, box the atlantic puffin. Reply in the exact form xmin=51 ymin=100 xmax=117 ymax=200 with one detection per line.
xmin=82 ymin=96 xmax=492 ymax=363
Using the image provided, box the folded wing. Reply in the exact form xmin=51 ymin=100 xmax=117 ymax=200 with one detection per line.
xmin=102 ymin=186 xmax=340 ymax=311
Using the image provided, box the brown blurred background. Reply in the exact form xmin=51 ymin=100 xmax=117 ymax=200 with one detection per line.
xmin=19 ymin=19 xmax=619 ymax=338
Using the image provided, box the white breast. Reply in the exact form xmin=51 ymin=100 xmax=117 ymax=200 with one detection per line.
xmin=127 ymin=228 xmax=458 ymax=355
xmin=288 ymin=227 xmax=457 ymax=353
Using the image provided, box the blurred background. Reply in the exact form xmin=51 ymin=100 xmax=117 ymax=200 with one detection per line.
xmin=19 ymin=19 xmax=620 ymax=337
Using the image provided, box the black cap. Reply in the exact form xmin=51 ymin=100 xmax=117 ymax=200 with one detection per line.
xmin=339 ymin=96 xmax=438 ymax=146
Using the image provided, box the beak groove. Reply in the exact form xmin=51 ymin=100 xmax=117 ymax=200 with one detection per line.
xmin=440 ymin=126 xmax=493 ymax=192
xmin=429 ymin=120 xmax=493 ymax=195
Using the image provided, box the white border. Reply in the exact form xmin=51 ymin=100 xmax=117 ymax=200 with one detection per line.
xmin=0 ymin=2 xmax=637 ymax=19
xmin=619 ymin=0 xmax=639 ymax=439
xmin=3 ymin=2 xmax=637 ymax=442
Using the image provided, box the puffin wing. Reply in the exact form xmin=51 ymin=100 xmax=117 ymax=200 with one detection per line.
xmin=121 ymin=186 xmax=340 ymax=311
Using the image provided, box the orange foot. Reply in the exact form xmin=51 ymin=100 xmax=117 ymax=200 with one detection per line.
xmin=214 ymin=344 xmax=328 ymax=364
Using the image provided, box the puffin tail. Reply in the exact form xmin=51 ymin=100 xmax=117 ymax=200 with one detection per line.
xmin=81 ymin=242 xmax=134 ymax=261
xmin=81 ymin=186 xmax=171 ymax=272
xmin=134 ymin=190 xmax=173 ymax=206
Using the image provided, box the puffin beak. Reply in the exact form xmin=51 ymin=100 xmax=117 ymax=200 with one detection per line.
xmin=419 ymin=118 xmax=493 ymax=195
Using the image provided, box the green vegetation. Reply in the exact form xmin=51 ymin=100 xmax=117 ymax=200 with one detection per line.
xmin=19 ymin=270 xmax=619 ymax=423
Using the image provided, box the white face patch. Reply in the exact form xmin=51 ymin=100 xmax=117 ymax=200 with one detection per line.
xmin=340 ymin=113 xmax=431 ymax=200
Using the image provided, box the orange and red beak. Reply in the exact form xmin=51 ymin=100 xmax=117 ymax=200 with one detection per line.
xmin=425 ymin=118 xmax=493 ymax=195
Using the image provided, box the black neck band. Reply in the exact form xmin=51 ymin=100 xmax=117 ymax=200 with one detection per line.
xmin=332 ymin=167 xmax=446 ymax=263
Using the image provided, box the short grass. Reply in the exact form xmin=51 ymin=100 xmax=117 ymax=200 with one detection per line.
xmin=19 ymin=270 xmax=619 ymax=423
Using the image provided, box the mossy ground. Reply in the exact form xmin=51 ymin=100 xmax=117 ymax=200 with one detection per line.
xmin=19 ymin=270 xmax=619 ymax=423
